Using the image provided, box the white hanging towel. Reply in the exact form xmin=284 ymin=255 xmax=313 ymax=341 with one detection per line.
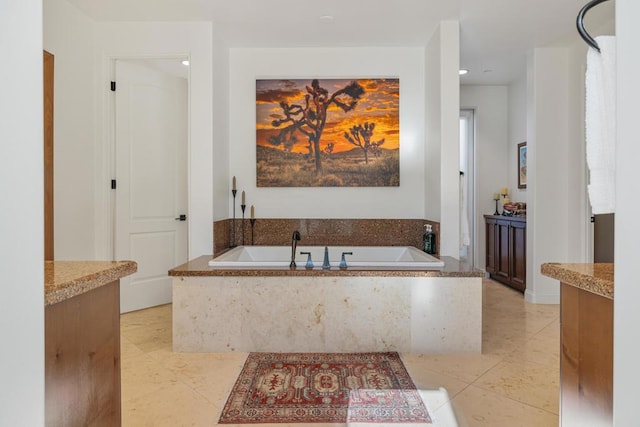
xmin=585 ymin=35 xmax=616 ymax=214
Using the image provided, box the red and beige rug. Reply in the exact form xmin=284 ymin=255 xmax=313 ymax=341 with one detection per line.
xmin=218 ymin=352 xmax=432 ymax=424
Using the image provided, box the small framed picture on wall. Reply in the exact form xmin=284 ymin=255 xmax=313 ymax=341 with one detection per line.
xmin=518 ymin=142 xmax=527 ymax=189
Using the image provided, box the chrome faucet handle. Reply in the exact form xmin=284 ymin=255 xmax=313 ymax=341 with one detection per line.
xmin=300 ymin=251 xmax=313 ymax=269
xmin=339 ymin=252 xmax=353 ymax=269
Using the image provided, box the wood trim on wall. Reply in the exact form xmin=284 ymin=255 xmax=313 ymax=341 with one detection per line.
xmin=44 ymin=50 xmax=54 ymax=260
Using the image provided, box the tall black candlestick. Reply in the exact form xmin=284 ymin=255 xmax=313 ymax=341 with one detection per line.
xmin=250 ymin=218 xmax=256 ymax=245
xmin=241 ymin=204 xmax=246 ymax=246
xmin=231 ymin=189 xmax=237 ymax=247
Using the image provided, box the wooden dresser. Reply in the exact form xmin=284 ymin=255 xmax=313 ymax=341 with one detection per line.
xmin=484 ymin=215 xmax=526 ymax=292
xmin=541 ymin=263 xmax=613 ymax=427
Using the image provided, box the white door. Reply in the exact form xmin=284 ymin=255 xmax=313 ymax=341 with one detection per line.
xmin=115 ymin=59 xmax=188 ymax=313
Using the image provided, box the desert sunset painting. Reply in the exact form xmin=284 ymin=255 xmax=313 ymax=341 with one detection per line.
xmin=256 ymin=78 xmax=400 ymax=187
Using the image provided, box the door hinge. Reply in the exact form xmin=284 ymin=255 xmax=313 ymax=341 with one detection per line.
xmin=111 ymin=179 xmax=116 ymax=190
xmin=110 ymin=81 xmax=116 ymax=92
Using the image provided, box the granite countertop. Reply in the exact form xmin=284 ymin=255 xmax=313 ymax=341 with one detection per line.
xmin=45 ymin=260 xmax=137 ymax=306
xmin=169 ymin=255 xmax=484 ymax=278
xmin=541 ymin=263 xmax=614 ymax=300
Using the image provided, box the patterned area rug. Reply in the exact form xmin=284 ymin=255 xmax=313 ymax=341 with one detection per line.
xmin=218 ymin=352 xmax=432 ymax=424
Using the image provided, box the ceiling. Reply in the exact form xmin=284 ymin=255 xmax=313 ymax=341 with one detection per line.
xmin=65 ymin=0 xmax=615 ymax=85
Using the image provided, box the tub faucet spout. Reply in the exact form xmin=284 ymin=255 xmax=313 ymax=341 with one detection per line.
xmin=290 ymin=230 xmax=301 ymax=268
xmin=322 ymin=246 xmax=331 ymax=270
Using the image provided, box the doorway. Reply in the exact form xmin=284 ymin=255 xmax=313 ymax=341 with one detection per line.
xmin=113 ymin=58 xmax=189 ymax=313
xmin=460 ymin=109 xmax=476 ymax=267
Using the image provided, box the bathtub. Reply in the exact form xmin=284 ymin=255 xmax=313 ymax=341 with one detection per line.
xmin=172 ymin=253 xmax=483 ymax=354
xmin=208 ymin=245 xmax=444 ymax=269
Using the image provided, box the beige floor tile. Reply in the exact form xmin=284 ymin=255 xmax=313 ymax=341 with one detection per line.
xmin=472 ymin=360 xmax=559 ymax=414
xmin=482 ymin=327 xmax=529 ymax=357
xmin=447 ymin=385 xmax=558 ymax=427
xmin=123 ymin=382 xmax=217 ymax=427
xmin=149 ymin=349 xmax=248 ymax=405
xmin=121 ymin=353 xmax=182 ymax=403
xmin=536 ymin=319 xmax=560 ymax=340
xmin=121 ymin=303 xmax=172 ymax=332
xmin=120 ymin=278 xmax=562 ymax=426
xmin=503 ymin=332 xmax=559 ymax=368
xmin=122 ymin=321 xmax=172 ymax=353
xmin=401 ymin=354 xmax=472 ymax=410
xmin=402 ymin=353 xmax=501 ymax=385
xmin=121 ymin=335 xmax=146 ymax=360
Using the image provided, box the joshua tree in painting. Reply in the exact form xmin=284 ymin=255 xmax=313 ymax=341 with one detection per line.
xmin=323 ymin=142 xmax=335 ymax=157
xmin=270 ymin=79 xmax=365 ymax=175
xmin=371 ymin=142 xmax=383 ymax=158
xmin=343 ymin=122 xmax=385 ymax=164
xmin=268 ymin=133 xmax=297 ymax=158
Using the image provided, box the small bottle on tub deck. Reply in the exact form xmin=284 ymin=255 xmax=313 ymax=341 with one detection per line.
xmin=423 ymin=224 xmax=436 ymax=255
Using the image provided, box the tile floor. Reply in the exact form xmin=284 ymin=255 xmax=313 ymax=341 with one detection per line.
xmin=120 ymin=279 xmax=560 ymax=426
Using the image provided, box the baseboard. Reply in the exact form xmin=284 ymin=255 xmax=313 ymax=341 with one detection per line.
xmin=524 ymin=288 xmax=560 ymax=304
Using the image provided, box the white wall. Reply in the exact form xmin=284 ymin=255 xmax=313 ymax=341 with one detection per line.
xmin=508 ymin=74 xmax=527 ymax=204
xmin=425 ymin=21 xmax=461 ymax=257
xmin=43 ymin=0 xmax=96 ymax=259
xmin=526 ymin=45 xmax=591 ymax=304
xmin=228 ymin=47 xmax=425 ymax=219
xmin=439 ymin=22 xmax=461 ymax=258
xmin=424 ymin=21 xmax=460 ymax=258
xmin=615 ymin=0 xmax=640 ymax=423
xmin=211 ymin=30 xmax=230 ymax=221
xmin=94 ymin=21 xmax=214 ymax=258
xmin=0 ymin=1 xmax=45 ymax=424
xmin=425 ymin=29 xmax=442 ymax=223
xmin=461 ymin=85 xmax=508 ymax=268
xmin=526 ymin=48 xmax=568 ymax=304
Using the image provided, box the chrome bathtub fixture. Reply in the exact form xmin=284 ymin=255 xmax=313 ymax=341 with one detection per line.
xmin=300 ymin=251 xmax=314 ymax=269
xmin=290 ymin=230 xmax=301 ymax=268
xmin=339 ymin=252 xmax=353 ymax=269
xmin=322 ymin=246 xmax=331 ymax=269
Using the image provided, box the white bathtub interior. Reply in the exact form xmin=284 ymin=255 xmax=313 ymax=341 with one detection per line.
xmin=208 ymin=245 xmax=444 ymax=269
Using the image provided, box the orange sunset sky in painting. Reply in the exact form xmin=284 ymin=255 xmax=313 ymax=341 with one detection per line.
xmin=256 ymin=78 xmax=399 ymax=154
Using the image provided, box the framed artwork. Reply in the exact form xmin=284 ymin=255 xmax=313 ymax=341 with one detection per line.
xmin=256 ymin=78 xmax=400 ymax=187
xmin=518 ymin=142 xmax=527 ymax=189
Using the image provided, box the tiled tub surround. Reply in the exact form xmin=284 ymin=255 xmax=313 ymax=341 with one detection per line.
xmin=170 ymin=256 xmax=482 ymax=354
xmin=213 ymin=218 xmax=440 ymax=256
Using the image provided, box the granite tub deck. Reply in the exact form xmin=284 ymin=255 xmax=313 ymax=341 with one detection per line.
xmin=170 ymin=255 xmax=484 ymax=354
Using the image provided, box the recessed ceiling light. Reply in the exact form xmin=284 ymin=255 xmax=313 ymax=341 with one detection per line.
xmin=319 ymin=15 xmax=334 ymax=23
xmin=459 ymin=69 xmax=468 ymax=75
xmin=181 ymin=60 xmax=190 ymax=66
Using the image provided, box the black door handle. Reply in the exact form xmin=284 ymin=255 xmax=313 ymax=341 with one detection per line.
xmin=175 ymin=214 xmax=187 ymax=221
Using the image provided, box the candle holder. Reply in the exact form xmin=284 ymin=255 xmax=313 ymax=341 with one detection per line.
xmin=501 ymin=193 xmax=509 ymax=216
xmin=492 ymin=193 xmax=500 ymax=215
xmin=241 ymin=204 xmax=246 ymax=246
xmin=249 ymin=218 xmax=256 ymax=245
xmin=231 ymin=189 xmax=237 ymax=247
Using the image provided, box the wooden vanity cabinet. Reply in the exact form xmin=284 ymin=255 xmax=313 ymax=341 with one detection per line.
xmin=485 ymin=215 xmax=526 ymax=292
